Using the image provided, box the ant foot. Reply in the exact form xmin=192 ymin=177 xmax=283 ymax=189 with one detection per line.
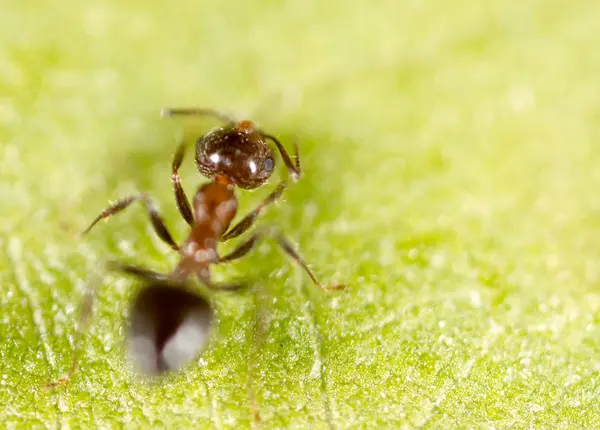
xmin=290 ymin=171 xmax=302 ymax=183
xmin=43 ymin=375 xmax=69 ymax=392
xmin=321 ymin=283 xmax=345 ymax=292
xmin=207 ymin=283 xmax=247 ymax=292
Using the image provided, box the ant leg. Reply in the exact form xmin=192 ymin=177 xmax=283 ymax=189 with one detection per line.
xmin=275 ymin=234 xmax=343 ymax=290
xmin=171 ymin=141 xmax=194 ymax=227
xmin=161 ymin=108 xmax=235 ymax=124
xmin=44 ymin=272 xmax=101 ymax=390
xmin=262 ymin=134 xmax=302 ymax=182
xmin=196 ymin=267 xmax=245 ymax=292
xmin=221 ymin=181 xmax=288 ymax=242
xmin=108 ymin=262 xmax=171 ymax=283
xmin=218 ymin=230 xmax=344 ymax=291
xmin=219 ymin=234 xmax=260 ymax=263
xmin=82 ymin=194 xmax=179 ymax=251
xmin=44 ymin=264 xmax=182 ymax=390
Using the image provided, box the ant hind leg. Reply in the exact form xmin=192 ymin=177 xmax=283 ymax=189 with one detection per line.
xmin=195 ymin=266 xmax=246 ymax=292
xmin=44 ymin=263 xmax=182 ymax=390
xmin=44 ymin=272 xmax=102 ymax=391
xmin=108 ymin=262 xmax=171 ymax=283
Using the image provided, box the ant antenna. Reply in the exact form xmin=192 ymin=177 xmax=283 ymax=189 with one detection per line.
xmin=160 ymin=108 xmax=235 ymax=124
xmin=44 ymin=269 xmax=103 ymax=391
xmin=262 ymin=134 xmax=302 ymax=182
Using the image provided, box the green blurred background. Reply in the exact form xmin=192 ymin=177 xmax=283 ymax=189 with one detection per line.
xmin=2 ymin=0 xmax=600 ymax=427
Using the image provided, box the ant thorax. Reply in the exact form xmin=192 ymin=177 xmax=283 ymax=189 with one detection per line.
xmin=192 ymin=181 xmax=238 ymax=236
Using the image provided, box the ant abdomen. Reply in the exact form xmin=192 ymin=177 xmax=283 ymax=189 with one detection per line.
xmin=195 ymin=124 xmax=275 ymax=189
xmin=127 ymin=282 xmax=213 ymax=375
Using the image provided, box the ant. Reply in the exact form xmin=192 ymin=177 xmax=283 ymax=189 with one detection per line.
xmin=45 ymin=108 xmax=343 ymax=389
xmin=82 ymin=107 xmax=343 ymax=291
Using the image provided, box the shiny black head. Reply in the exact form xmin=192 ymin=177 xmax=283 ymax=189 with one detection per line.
xmin=195 ymin=120 xmax=275 ymax=189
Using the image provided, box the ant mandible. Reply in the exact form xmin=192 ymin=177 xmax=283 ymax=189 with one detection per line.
xmin=82 ymin=107 xmax=344 ymax=291
xmin=45 ymin=108 xmax=343 ymax=389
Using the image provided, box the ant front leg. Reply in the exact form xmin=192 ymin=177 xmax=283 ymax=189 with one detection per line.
xmin=171 ymin=141 xmax=194 ymax=227
xmin=221 ymin=181 xmax=288 ymax=242
xmin=164 ymin=107 xmax=237 ymax=227
xmin=223 ymin=135 xmax=300 ymax=241
xmin=218 ymin=229 xmax=344 ymax=291
xmin=82 ymin=193 xmax=179 ymax=251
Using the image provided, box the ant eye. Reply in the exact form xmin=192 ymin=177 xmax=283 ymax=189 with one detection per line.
xmin=264 ymin=157 xmax=274 ymax=173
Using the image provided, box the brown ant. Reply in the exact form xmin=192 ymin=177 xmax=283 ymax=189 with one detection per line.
xmin=45 ymin=108 xmax=343 ymax=389
xmin=81 ymin=107 xmax=343 ymax=291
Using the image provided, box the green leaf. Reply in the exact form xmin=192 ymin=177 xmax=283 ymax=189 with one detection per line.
xmin=2 ymin=0 xmax=600 ymax=427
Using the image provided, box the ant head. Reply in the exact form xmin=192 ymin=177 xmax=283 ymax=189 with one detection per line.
xmin=195 ymin=120 xmax=275 ymax=189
